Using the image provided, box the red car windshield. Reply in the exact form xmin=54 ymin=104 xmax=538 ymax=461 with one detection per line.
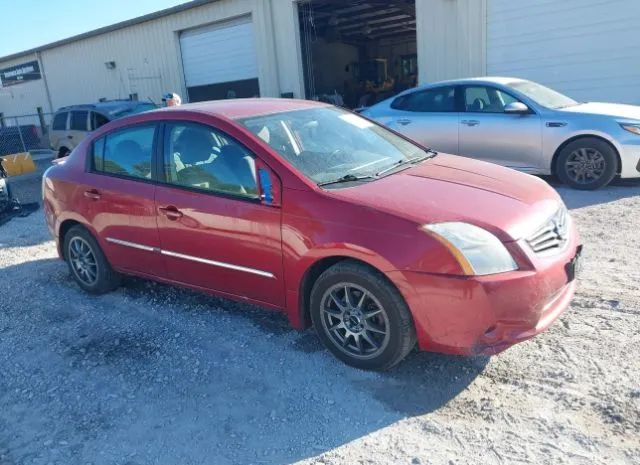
xmin=238 ymin=106 xmax=428 ymax=184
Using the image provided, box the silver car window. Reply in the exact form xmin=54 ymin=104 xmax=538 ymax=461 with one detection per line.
xmin=391 ymin=86 xmax=457 ymax=113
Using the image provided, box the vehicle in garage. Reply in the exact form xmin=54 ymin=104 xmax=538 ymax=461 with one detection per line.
xmin=298 ymin=0 xmax=418 ymax=109
xmin=362 ymin=77 xmax=640 ymax=190
xmin=50 ymin=100 xmax=156 ymax=159
xmin=43 ymin=99 xmax=581 ymax=370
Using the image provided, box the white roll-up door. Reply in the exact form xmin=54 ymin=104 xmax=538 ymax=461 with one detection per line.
xmin=180 ymin=17 xmax=260 ymax=102
xmin=487 ymin=0 xmax=640 ymax=105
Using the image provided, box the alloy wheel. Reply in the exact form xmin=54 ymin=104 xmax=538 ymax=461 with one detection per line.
xmin=320 ymin=283 xmax=390 ymax=360
xmin=68 ymin=237 xmax=98 ymax=286
xmin=565 ymin=148 xmax=606 ymax=184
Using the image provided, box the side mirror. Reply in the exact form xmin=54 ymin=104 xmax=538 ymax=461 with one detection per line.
xmin=256 ymin=163 xmax=281 ymax=207
xmin=504 ymin=102 xmax=530 ymax=114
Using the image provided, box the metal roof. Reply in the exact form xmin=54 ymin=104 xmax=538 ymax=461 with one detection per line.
xmin=0 ymin=0 xmax=218 ymax=63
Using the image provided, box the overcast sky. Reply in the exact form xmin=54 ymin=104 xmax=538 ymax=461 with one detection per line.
xmin=0 ymin=0 xmax=190 ymax=58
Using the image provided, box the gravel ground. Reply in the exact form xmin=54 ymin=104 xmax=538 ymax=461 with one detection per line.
xmin=1 ymin=163 xmax=639 ymax=465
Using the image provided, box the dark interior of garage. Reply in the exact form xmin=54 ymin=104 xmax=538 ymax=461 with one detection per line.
xmin=298 ymin=0 xmax=417 ymax=109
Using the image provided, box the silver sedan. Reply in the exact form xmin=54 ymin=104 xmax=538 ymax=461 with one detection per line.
xmin=362 ymin=77 xmax=640 ymax=190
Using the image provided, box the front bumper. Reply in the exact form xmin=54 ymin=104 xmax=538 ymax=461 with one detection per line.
xmin=388 ymin=238 xmax=581 ymax=356
xmin=619 ymin=142 xmax=640 ymax=178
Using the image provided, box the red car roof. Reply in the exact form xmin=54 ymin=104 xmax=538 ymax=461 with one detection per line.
xmin=155 ymin=98 xmax=328 ymax=120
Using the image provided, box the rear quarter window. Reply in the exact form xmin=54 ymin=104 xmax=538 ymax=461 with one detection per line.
xmin=52 ymin=112 xmax=68 ymax=130
xmin=91 ymin=112 xmax=110 ymax=130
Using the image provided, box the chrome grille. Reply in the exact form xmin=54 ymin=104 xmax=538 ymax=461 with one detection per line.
xmin=527 ymin=207 xmax=569 ymax=254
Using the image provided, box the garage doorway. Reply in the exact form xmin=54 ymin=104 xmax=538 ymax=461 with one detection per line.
xmin=179 ymin=17 xmax=260 ymax=102
xmin=298 ymin=0 xmax=417 ymax=109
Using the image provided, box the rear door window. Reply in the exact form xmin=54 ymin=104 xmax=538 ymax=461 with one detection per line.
xmin=52 ymin=112 xmax=68 ymax=130
xmin=391 ymin=86 xmax=457 ymax=112
xmin=91 ymin=112 xmax=110 ymax=130
xmin=70 ymin=111 xmax=89 ymax=131
xmin=92 ymin=125 xmax=156 ymax=180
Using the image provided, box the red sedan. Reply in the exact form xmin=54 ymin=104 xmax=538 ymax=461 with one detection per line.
xmin=43 ymin=99 xmax=581 ymax=370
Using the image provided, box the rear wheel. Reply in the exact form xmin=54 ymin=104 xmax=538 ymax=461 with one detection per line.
xmin=64 ymin=225 xmax=121 ymax=294
xmin=310 ymin=260 xmax=416 ymax=370
xmin=556 ymin=138 xmax=617 ymax=190
xmin=57 ymin=147 xmax=70 ymax=159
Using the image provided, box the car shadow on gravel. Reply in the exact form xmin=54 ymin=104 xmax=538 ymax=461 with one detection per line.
xmin=119 ymin=276 xmax=489 ymax=415
xmin=540 ymin=175 xmax=640 ymax=209
xmin=365 ymin=351 xmax=489 ymax=416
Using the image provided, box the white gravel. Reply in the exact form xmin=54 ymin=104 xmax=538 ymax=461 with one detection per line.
xmin=0 ymin=172 xmax=639 ymax=465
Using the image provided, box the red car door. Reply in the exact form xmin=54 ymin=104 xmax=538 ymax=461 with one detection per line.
xmin=154 ymin=121 xmax=284 ymax=307
xmin=83 ymin=122 xmax=166 ymax=276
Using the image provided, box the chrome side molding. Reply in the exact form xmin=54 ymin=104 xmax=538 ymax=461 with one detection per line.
xmin=106 ymin=237 xmax=275 ymax=279
xmin=106 ymin=237 xmax=157 ymax=252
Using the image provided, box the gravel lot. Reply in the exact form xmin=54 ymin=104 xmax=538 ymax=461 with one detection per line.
xmin=1 ymin=161 xmax=639 ymax=465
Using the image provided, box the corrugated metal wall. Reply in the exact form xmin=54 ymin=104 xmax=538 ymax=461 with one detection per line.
xmin=4 ymin=0 xmax=639 ymax=117
xmin=40 ymin=0 xmax=277 ymax=111
xmin=416 ymin=0 xmax=487 ymax=84
xmin=0 ymin=0 xmax=490 ymax=117
xmin=0 ymin=53 xmax=51 ymax=117
xmin=0 ymin=0 xmax=285 ymax=116
xmin=487 ymin=0 xmax=640 ymax=104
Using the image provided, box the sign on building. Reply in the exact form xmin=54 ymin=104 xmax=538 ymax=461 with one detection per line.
xmin=0 ymin=60 xmax=42 ymax=87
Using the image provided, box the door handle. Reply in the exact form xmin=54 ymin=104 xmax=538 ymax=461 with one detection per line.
xmin=83 ymin=189 xmax=101 ymax=201
xmin=159 ymin=205 xmax=183 ymax=220
xmin=461 ymin=120 xmax=480 ymax=127
xmin=397 ymin=118 xmax=412 ymax=126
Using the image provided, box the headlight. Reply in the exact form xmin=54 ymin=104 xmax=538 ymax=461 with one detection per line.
xmin=422 ymin=222 xmax=518 ymax=276
xmin=620 ymin=123 xmax=640 ymax=136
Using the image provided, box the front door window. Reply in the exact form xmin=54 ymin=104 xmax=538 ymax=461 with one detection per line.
xmin=463 ymin=86 xmax=520 ymax=113
xmin=162 ymin=122 xmax=258 ymax=199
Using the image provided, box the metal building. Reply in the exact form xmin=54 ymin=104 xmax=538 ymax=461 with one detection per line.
xmin=0 ymin=0 xmax=639 ymax=121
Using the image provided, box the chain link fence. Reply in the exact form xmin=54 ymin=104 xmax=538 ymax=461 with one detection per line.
xmin=0 ymin=112 xmax=54 ymax=157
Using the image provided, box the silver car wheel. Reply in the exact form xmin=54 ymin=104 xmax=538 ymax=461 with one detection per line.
xmin=565 ymin=148 xmax=606 ymax=184
xmin=320 ymin=283 xmax=390 ymax=360
xmin=68 ymin=237 xmax=98 ymax=286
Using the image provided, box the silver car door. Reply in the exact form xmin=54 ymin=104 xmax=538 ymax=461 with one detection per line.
xmin=458 ymin=85 xmax=542 ymax=171
xmin=382 ymin=85 xmax=460 ymax=154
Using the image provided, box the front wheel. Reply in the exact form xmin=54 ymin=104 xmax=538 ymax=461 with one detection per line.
xmin=310 ymin=260 xmax=416 ymax=370
xmin=556 ymin=138 xmax=617 ymax=190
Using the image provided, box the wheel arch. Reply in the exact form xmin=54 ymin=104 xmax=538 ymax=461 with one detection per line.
xmin=57 ymin=146 xmax=71 ymax=158
xmin=296 ymin=255 xmax=404 ymax=330
xmin=551 ymin=134 xmax=622 ymax=176
xmin=58 ymin=218 xmax=95 ymax=259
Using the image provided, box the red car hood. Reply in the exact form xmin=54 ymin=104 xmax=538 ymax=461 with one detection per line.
xmin=328 ymin=154 xmax=562 ymax=242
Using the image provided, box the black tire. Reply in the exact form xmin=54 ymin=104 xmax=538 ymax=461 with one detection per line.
xmin=63 ymin=225 xmax=121 ymax=294
xmin=556 ymin=137 xmax=617 ymax=190
xmin=310 ymin=260 xmax=416 ymax=370
xmin=57 ymin=147 xmax=70 ymax=159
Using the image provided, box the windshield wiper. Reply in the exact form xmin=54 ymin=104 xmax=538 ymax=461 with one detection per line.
xmin=375 ymin=151 xmax=438 ymax=177
xmin=317 ymin=174 xmax=376 ymax=187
